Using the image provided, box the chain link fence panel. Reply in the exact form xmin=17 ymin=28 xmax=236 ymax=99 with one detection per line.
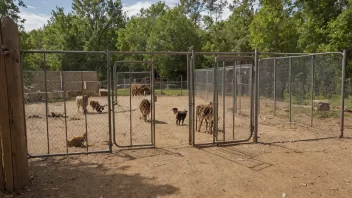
xmin=258 ymin=53 xmax=344 ymax=142
xmin=112 ymin=60 xmax=154 ymax=147
xmin=22 ymin=51 xmax=111 ymax=156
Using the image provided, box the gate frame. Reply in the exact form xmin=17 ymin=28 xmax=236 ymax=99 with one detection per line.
xmin=192 ymin=55 xmax=256 ymax=146
xmin=111 ymin=60 xmax=156 ymax=148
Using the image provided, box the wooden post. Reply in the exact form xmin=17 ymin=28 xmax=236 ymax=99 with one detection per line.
xmin=0 ymin=16 xmax=29 ymax=192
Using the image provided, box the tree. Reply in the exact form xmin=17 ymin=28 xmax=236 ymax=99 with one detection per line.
xmin=0 ymin=0 xmax=26 ymax=27
xmin=147 ymin=6 xmax=201 ymax=78
xmin=249 ymin=0 xmax=298 ymax=53
xmin=224 ymin=0 xmax=254 ymax=52
xmin=202 ymin=0 xmax=254 ymax=53
xmin=180 ymin=0 xmax=227 ymax=25
xmin=72 ymin=0 xmax=125 ymax=51
xmin=294 ymin=0 xmax=347 ymax=52
xmin=117 ymin=2 xmax=168 ymax=52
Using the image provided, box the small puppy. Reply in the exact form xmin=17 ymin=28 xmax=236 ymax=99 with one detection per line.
xmin=172 ymin=108 xmax=188 ymax=126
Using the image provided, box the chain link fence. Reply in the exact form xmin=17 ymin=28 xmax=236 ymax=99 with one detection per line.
xmin=22 ymin=51 xmax=111 ymax=156
xmin=111 ymin=60 xmax=154 ymax=147
xmin=258 ymin=53 xmax=344 ymax=142
xmin=20 ymin=50 xmax=349 ymax=152
xmin=193 ymin=59 xmax=253 ymax=144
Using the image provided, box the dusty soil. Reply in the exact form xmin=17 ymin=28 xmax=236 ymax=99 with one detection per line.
xmin=2 ymin=95 xmax=352 ymax=197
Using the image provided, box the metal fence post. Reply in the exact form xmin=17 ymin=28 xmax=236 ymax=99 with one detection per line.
xmin=340 ymin=50 xmax=347 ymax=138
xmin=234 ymin=62 xmax=237 ymax=113
xmin=213 ymin=56 xmax=218 ymax=143
xmin=152 ymin=55 xmax=156 ymax=146
xmin=61 ymin=65 xmax=68 ymax=154
xmin=192 ymin=50 xmax=196 ymax=145
xmin=123 ymin=78 xmax=126 ymax=89
xmin=187 ymin=54 xmax=192 ymax=144
xmin=253 ymin=49 xmax=259 ymax=143
xmin=81 ymin=71 xmax=89 ymax=152
xmin=311 ymin=55 xmax=315 ymax=127
xmin=113 ymin=64 xmax=117 ymax=103
xmin=206 ymin=70 xmax=209 ymax=101
xmin=160 ymin=77 xmax=163 ymax=94
xmin=106 ymin=50 xmax=112 ymax=152
xmin=222 ymin=61 xmax=226 ymax=141
xmin=289 ymin=57 xmax=292 ymax=123
xmin=239 ymin=64 xmax=242 ymax=114
xmin=181 ymin=75 xmax=183 ymax=96
xmin=43 ymin=53 xmax=50 ymax=154
xmin=129 ymin=63 xmax=132 ymax=146
xmin=232 ymin=61 xmax=236 ymax=140
xmin=273 ymin=59 xmax=276 ymax=116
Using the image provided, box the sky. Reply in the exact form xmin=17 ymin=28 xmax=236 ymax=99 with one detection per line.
xmin=19 ymin=0 xmax=233 ymax=31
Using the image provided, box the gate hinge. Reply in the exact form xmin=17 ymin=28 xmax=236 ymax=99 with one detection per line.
xmin=0 ymin=45 xmax=9 ymax=55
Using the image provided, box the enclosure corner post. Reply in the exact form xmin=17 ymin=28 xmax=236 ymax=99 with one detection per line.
xmin=253 ymin=48 xmax=259 ymax=143
xmin=0 ymin=16 xmax=29 ymax=192
xmin=340 ymin=50 xmax=347 ymax=138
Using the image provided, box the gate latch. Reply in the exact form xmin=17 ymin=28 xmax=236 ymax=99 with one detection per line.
xmin=0 ymin=45 xmax=9 ymax=55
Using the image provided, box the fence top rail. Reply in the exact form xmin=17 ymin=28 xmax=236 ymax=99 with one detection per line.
xmin=23 ymin=70 xmax=98 ymax=73
xmin=259 ymin=52 xmax=342 ymax=55
xmin=21 ymin=50 xmax=107 ymax=54
xmin=21 ymin=50 xmax=256 ymax=55
xmin=215 ymin=55 xmax=255 ymax=61
xmin=20 ymin=50 xmax=343 ymax=57
xmin=195 ymin=64 xmax=252 ymax=71
xmin=116 ymin=72 xmax=151 ymax=74
xmin=259 ymin=52 xmax=343 ymax=60
xmin=113 ymin=60 xmax=153 ymax=64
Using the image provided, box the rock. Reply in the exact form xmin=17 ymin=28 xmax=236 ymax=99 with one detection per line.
xmin=316 ymin=102 xmax=330 ymax=111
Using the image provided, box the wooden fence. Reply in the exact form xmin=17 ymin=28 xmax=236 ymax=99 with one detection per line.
xmin=0 ymin=16 xmax=29 ymax=192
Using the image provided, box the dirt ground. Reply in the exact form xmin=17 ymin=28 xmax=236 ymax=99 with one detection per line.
xmin=2 ymin=95 xmax=352 ymax=197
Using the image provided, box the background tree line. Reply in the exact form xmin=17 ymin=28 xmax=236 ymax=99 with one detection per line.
xmin=2 ymin=0 xmax=352 ymax=81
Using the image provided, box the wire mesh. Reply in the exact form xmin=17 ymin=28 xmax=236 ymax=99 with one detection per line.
xmin=112 ymin=61 xmax=153 ymax=147
xmin=258 ymin=53 xmax=343 ymax=142
xmin=193 ymin=59 xmax=253 ymax=144
xmin=21 ymin=51 xmax=110 ymax=156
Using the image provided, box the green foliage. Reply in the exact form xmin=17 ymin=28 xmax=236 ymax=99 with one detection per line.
xmin=249 ymin=0 xmax=298 ymax=52
xmin=14 ymin=0 xmax=352 ymax=80
xmin=146 ymin=7 xmax=201 ymax=78
xmin=0 ymin=0 xmax=26 ymax=27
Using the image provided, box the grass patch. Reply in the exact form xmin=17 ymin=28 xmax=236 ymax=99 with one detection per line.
xmin=292 ymin=106 xmax=340 ymax=119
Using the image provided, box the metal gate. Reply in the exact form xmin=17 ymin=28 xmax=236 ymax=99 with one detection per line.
xmin=21 ymin=50 xmax=112 ymax=157
xmin=191 ymin=54 xmax=255 ymax=145
xmin=111 ymin=60 xmax=155 ymax=148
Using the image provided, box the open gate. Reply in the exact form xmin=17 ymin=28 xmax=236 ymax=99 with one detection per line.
xmin=191 ymin=54 xmax=255 ymax=146
xmin=111 ymin=60 xmax=155 ymax=148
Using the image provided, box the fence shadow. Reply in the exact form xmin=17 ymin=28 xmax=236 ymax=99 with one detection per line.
xmin=12 ymin=158 xmax=180 ymax=197
xmin=199 ymin=146 xmax=272 ymax=171
xmin=117 ymin=148 xmax=183 ymax=160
